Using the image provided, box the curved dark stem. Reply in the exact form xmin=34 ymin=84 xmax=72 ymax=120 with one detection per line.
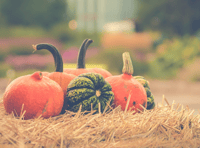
xmin=77 ymin=39 xmax=93 ymax=69
xmin=34 ymin=44 xmax=63 ymax=72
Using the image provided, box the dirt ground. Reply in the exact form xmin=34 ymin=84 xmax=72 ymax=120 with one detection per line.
xmin=149 ymin=79 xmax=200 ymax=115
xmin=1 ymin=78 xmax=200 ymax=115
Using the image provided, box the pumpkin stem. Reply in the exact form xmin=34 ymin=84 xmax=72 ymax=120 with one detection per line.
xmin=32 ymin=71 xmax=43 ymax=80
xmin=77 ymin=39 xmax=93 ymax=69
xmin=122 ymin=52 xmax=134 ymax=75
xmin=96 ymin=90 xmax=101 ymax=97
xmin=33 ymin=44 xmax=63 ymax=72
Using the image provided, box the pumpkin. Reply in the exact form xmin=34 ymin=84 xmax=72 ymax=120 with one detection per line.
xmin=32 ymin=43 xmax=76 ymax=97
xmin=0 ymin=101 xmax=3 ymax=107
xmin=3 ymin=71 xmax=64 ymax=120
xmin=105 ymin=52 xmax=147 ymax=113
xmin=63 ymin=39 xmax=112 ymax=78
xmin=61 ymin=72 xmax=114 ymax=113
xmin=133 ymin=76 xmax=155 ymax=110
xmin=41 ymin=72 xmax=49 ymax=77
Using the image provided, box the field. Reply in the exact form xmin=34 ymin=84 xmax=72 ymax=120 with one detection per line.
xmin=149 ymin=79 xmax=200 ymax=115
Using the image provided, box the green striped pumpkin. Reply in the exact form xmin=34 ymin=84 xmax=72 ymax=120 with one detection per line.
xmin=63 ymin=73 xmax=114 ymax=113
xmin=134 ymin=76 xmax=155 ymax=110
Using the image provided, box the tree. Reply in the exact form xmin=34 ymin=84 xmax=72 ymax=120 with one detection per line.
xmin=0 ymin=0 xmax=67 ymax=29
xmin=136 ymin=0 xmax=200 ymax=36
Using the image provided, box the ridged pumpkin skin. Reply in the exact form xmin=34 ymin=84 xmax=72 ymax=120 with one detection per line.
xmin=64 ymin=39 xmax=112 ymax=78
xmin=62 ymin=73 xmax=114 ymax=113
xmin=3 ymin=71 xmax=64 ymax=120
xmin=105 ymin=52 xmax=147 ymax=113
xmin=133 ymin=76 xmax=155 ymax=110
xmin=106 ymin=74 xmax=147 ymax=111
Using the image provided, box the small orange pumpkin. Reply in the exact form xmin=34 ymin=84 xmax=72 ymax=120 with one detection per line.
xmin=32 ymin=44 xmax=76 ymax=97
xmin=3 ymin=71 xmax=64 ymax=120
xmin=105 ymin=52 xmax=147 ymax=113
xmin=64 ymin=39 xmax=112 ymax=78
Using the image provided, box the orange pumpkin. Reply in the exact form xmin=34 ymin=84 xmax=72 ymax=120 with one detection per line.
xmin=41 ymin=72 xmax=49 ymax=77
xmin=3 ymin=71 xmax=64 ymax=120
xmin=105 ymin=52 xmax=147 ymax=113
xmin=32 ymin=44 xmax=76 ymax=97
xmin=64 ymin=39 xmax=112 ymax=78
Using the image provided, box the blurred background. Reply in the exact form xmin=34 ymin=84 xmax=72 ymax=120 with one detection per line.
xmin=0 ymin=0 xmax=200 ymax=113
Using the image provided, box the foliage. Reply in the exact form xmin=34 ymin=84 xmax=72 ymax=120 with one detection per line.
xmin=191 ymin=73 xmax=200 ymax=82
xmin=0 ymin=45 xmax=50 ymax=63
xmin=10 ymin=26 xmax=48 ymax=38
xmin=136 ymin=0 xmax=200 ymax=36
xmin=5 ymin=55 xmax=54 ymax=70
xmin=50 ymin=22 xmax=77 ymax=43
xmin=73 ymin=31 xmax=101 ymax=47
xmin=8 ymin=47 xmax=38 ymax=56
xmin=0 ymin=63 xmax=11 ymax=78
xmin=0 ymin=26 xmax=48 ymax=38
xmin=148 ymin=36 xmax=200 ymax=79
xmin=0 ymin=0 xmax=6 ymax=26
xmin=42 ymin=22 xmax=101 ymax=46
xmin=87 ymin=48 xmax=149 ymax=76
xmin=0 ymin=51 xmax=7 ymax=62
xmin=8 ymin=47 xmax=48 ymax=56
xmin=0 ymin=0 xmax=67 ymax=29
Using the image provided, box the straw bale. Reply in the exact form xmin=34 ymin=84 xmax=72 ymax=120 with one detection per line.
xmin=0 ymin=97 xmax=200 ymax=148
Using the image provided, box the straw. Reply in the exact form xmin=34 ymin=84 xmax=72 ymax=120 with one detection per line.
xmin=0 ymin=96 xmax=200 ymax=147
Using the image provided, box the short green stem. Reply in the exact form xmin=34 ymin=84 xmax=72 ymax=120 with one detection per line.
xmin=96 ymin=90 xmax=101 ymax=97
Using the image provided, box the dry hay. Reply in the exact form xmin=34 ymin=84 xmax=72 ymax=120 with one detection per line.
xmin=0 ymin=96 xmax=200 ymax=148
